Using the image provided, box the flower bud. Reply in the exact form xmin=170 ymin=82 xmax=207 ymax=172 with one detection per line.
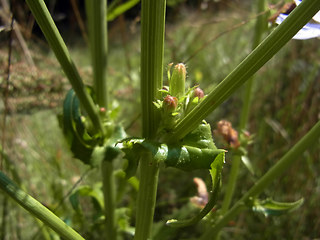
xmin=163 ymin=95 xmax=178 ymax=113
xmin=161 ymin=95 xmax=179 ymax=130
xmin=215 ymin=120 xmax=240 ymax=149
xmin=169 ymin=63 xmax=186 ymax=98
xmin=194 ymin=87 xmax=204 ymax=99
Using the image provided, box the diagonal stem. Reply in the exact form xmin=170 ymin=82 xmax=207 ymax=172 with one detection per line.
xmin=166 ymin=0 xmax=320 ymax=141
xmin=200 ymin=120 xmax=320 ymax=239
xmin=0 ymin=171 xmax=85 ymax=240
xmin=25 ymin=0 xmax=105 ymax=136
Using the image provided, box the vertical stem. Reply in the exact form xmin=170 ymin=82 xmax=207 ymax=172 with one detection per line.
xmin=85 ymin=0 xmax=108 ymax=108
xmin=220 ymin=156 xmax=241 ymax=214
xmin=140 ymin=0 xmax=166 ymax=139
xmin=135 ymin=0 xmax=166 ymax=239
xmin=134 ymin=153 xmax=160 ymax=240
xmin=101 ymin=161 xmax=116 ymax=239
xmin=85 ymin=1 xmax=113 ymax=239
xmin=221 ymin=0 xmax=267 ymax=215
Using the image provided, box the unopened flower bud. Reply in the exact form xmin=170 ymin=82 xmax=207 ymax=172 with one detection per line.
xmin=215 ymin=120 xmax=240 ymax=149
xmin=169 ymin=63 xmax=186 ymax=98
xmin=163 ymin=95 xmax=178 ymax=112
xmin=194 ymin=87 xmax=204 ymax=99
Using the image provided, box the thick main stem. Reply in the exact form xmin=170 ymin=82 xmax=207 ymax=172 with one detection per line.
xmin=135 ymin=0 xmax=166 ymax=239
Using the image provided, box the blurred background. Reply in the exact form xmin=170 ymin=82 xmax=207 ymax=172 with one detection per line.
xmin=0 ymin=0 xmax=319 ymax=239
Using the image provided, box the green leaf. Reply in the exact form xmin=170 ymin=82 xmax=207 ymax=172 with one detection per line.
xmin=69 ymin=184 xmax=104 ymax=214
xmin=252 ymin=198 xmax=304 ymax=217
xmin=61 ymin=89 xmax=100 ymax=165
xmin=166 ymin=152 xmax=225 ymax=228
xmin=209 ymin=152 xmax=224 ymax=189
xmin=181 ymin=121 xmax=217 ymax=149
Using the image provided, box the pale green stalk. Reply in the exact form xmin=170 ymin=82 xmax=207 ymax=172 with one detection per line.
xmin=134 ymin=0 xmax=166 ymax=239
xmin=166 ymin=0 xmax=320 ymax=141
xmin=221 ymin=0 xmax=267 ymax=215
xmin=200 ymin=120 xmax=320 ymax=239
xmin=101 ymin=161 xmax=116 ymax=239
xmin=85 ymin=0 xmax=108 ymax=108
xmin=25 ymin=0 xmax=105 ymax=136
xmin=0 ymin=171 xmax=85 ymax=240
xmin=85 ymin=1 xmax=115 ymax=238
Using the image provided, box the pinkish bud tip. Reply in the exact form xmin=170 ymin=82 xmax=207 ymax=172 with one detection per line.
xmin=163 ymin=95 xmax=178 ymax=111
xmin=194 ymin=87 xmax=204 ymax=99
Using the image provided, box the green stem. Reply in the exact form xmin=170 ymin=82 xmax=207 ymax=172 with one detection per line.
xmin=101 ymin=161 xmax=116 ymax=239
xmin=134 ymin=153 xmax=160 ymax=240
xmin=221 ymin=0 xmax=267 ymax=215
xmin=200 ymin=120 xmax=320 ymax=239
xmin=140 ymin=0 xmax=166 ymax=139
xmin=85 ymin=1 xmax=114 ymax=238
xmin=85 ymin=0 xmax=108 ymax=108
xmin=166 ymin=0 xmax=320 ymax=141
xmin=25 ymin=0 xmax=105 ymax=136
xmin=0 ymin=171 xmax=85 ymax=240
xmin=220 ymin=156 xmax=241 ymax=214
xmin=134 ymin=0 xmax=166 ymax=239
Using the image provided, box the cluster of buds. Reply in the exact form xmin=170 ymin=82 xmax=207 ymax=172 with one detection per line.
xmin=214 ymin=120 xmax=240 ymax=149
xmin=156 ymin=63 xmax=206 ymax=131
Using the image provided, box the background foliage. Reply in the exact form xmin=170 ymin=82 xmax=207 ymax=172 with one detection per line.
xmin=0 ymin=0 xmax=319 ymax=239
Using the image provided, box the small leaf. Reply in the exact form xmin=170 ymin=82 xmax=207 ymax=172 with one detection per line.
xmin=69 ymin=183 xmax=104 ymax=214
xmin=252 ymin=198 xmax=304 ymax=217
xmin=209 ymin=152 xmax=224 ymax=189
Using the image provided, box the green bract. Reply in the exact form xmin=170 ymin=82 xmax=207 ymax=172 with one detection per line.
xmin=252 ymin=198 xmax=304 ymax=217
xmin=169 ymin=63 xmax=186 ymax=98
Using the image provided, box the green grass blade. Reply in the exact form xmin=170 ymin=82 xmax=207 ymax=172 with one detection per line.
xmin=168 ymin=0 xmax=320 ymax=140
xmin=0 ymin=171 xmax=85 ymax=240
xmin=107 ymin=0 xmax=140 ymax=21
